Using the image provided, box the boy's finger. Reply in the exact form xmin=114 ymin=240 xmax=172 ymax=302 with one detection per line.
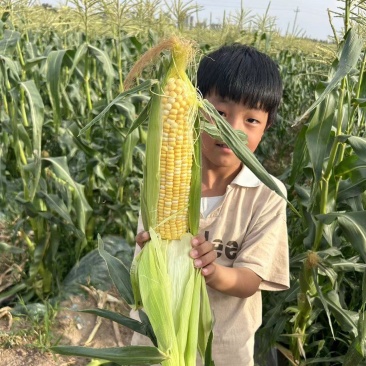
xmin=202 ymin=264 xmax=216 ymax=278
xmin=191 ymin=234 xmax=206 ymax=246
xmin=193 ymin=250 xmax=217 ymax=269
xmin=135 ymin=231 xmax=151 ymax=246
xmin=190 ymin=240 xmax=215 ymax=258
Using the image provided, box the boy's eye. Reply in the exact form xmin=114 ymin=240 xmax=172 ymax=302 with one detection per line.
xmin=247 ymin=118 xmax=259 ymax=124
xmin=217 ymin=110 xmax=226 ymax=117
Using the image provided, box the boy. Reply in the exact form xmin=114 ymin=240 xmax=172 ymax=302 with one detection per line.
xmin=132 ymin=44 xmax=289 ymax=366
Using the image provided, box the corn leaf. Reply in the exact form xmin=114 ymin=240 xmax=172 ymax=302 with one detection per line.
xmin=20 ymin=80 xmax=44 ymax=201
xmin=0 ymin=55 xmax=20 ymax=82
xmin=305 ymin=87 xmax=337 ymax=183
xmin=317 ymin=211 xmax=366 ymax=262
xmin=301 ymin=356 xmax=344 ymax=364
xmin=338 ymin=212 xmax=366 ymax=262
xmin=121 ymin=127 xmax=140 ymax=183
xmin=358 ymin=310 xmax=366 ymax=357
xmin=46 ymin=49 xmax=67 ymax=132
xmin=0 ymin=29 xmax=20 ymax=55
xmin=311 ymin=267 xmax=334 ymax=338
xmin=204 ymin=330 xmax=215 ymax=366
xmin=294 ymin=28 xmax=363 ymax=124
xmin=322 ymin=290 xmax=358 ymax=336
xmin=43 ymin=157 xmax=92 ymax=256
xmin=126 ymin=99 xmax=151 ymax=136
xmin=88 ymin=44 xmax=116 ymax=102
xmin=36 ymin=192 xmax=74 ymax=226
xmin=335 ymin=155 xmax=366 ymax=178
xmin=79 ymin=79 xmax=154 ymax=135
xmin=331 ymin=262 xmax=366 ymax=272
xmin=67 ymin=122 xmax=97 ymax=157
xmin=203 ymin=121 xmax=247 ymax=143
xmin=347 ymin=137 xmax=366 ymax=161
xmin=51 ymin=345 xmax=168 ymax=365
xmin=202 ymin=100 xmax=288 ymax=203
xmin=338 ymin=178 xmax=366 ymax=201
xmin=343 ymin=338 xmax=364 ymax=366
xmin=288 ymin=125 xmax=310 ymax=186
xmin=0 ymin=283 xmax=27 ymax=303
xmin=16 ymin=123 xmax=32 ymax=153
xmin=0 ymin=242 xmax=24 ymax=254
xmin=97 ymin=235 xmax=134 ymax=306
xmin=24 ymin=56 xmax=47 ymax=70
xmin=79 ymin=308 xmax=157 ymax=346
xmin=337 ymin=136 xmax=366 ymax=161
xmin=65 ymin=42 xmax=88 ymax=85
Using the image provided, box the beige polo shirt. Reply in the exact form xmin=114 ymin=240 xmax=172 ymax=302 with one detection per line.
xmin=131 ymin=165 xmax=290 ymax=366
xmin=197 ymin=165 xmax=289 ymax=366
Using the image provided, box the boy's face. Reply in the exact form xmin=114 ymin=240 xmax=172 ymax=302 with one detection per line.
xmin=202 ymin=93 xmax=268 ymax=172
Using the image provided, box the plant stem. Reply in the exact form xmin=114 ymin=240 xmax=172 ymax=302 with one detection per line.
xmin=16 ymin=41 xmax=29 ymax=127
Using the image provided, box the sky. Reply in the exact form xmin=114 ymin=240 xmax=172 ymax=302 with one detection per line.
xmin=44 ymin=0 xmax=344 ymax=41
xmin=194 ymin=0 xmax=344 ymax=41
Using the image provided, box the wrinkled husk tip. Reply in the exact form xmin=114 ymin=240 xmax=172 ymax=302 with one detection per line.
xmin=124 ymin=36 xmax=197 ymax=91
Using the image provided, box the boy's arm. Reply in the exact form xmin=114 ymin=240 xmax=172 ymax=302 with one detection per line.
xmin=191 ymin=235 xmax=261 ymax=298
xmin=135 ymin=232 xmax=261 ymax=298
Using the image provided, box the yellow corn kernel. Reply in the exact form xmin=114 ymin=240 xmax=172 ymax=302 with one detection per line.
xmin=156 ymin=77 xmax=194 ymax=240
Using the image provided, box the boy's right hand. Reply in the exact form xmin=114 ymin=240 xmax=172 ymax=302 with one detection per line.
xmin=135 ymin=231 xmax=151 ymax=248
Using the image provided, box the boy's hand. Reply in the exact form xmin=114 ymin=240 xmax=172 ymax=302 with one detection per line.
xmin=135 ymin=231 xmax=151 ymax=248
xmin=190 ymin=235 xmax=217 ymax=278
xmin=136 ymin=232 xmax=217 ymax=276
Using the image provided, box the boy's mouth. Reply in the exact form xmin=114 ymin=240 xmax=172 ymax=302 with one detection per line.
xmin=216 ymin=143 xmax=231 ymax=150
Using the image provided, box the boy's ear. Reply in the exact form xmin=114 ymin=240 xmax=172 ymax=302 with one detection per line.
xmin=264 ymin=121 xmax=272 ymax=130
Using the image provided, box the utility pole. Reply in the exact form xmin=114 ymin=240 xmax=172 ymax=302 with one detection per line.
xmin=292 ymin=6 xmax=300 ymax=35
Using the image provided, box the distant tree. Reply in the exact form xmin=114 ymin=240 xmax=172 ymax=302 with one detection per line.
xmin=41 ymin=3 xmax=54 ymax=9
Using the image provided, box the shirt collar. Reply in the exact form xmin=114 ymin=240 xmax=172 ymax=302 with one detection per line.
xmin=230 ymin=165 xmax=261 ymax=188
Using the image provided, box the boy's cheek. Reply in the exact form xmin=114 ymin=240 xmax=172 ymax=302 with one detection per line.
xmin=201 ymin=132 xmax=215 ymax=148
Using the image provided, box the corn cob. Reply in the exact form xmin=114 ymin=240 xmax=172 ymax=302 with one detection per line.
xmin=125 ymin=37 xmax=212 ymax=366
xmin=157 ymin=76 xmax=195 ymax=240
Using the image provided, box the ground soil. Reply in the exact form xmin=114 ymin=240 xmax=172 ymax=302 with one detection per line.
xmin=0 ymin=292 xmax=133 ymax=366
xmin=0 ymin=220 xmax=134 ymax=366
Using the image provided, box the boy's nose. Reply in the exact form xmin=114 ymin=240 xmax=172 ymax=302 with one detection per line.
xmin=226 ymin=115 xmax=242 ymax=129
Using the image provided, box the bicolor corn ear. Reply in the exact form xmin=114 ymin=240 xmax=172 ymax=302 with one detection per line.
xmin=129 ymin=36 xmax=213 ymax=365
xmin=135 ymin=36 xmax=201 ymax=240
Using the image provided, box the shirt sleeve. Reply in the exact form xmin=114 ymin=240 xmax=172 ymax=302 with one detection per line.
xmin=233 ymin=186 xmax=290 ymax=292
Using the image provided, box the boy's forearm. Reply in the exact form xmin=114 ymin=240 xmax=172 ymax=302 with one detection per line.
xmin=204 ymin=264 xmax=262 ymax=298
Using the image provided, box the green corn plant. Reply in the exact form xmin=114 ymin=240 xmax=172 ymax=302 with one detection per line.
xmin=98 ymin=0 xmax=135 ymax=92
xmin=0 ymin=15 xmax=134 ymax=300
xmin=257 ymin=2 xmax=366 ymax=364
xmin=0 ymin=42 xmax=95 ymax=299
xmin=257 ymin=48 xmax=328 ymax=175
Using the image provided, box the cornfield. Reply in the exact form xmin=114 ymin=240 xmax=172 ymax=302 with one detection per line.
xmin=1 ymin=0 xmax=366 ymax=365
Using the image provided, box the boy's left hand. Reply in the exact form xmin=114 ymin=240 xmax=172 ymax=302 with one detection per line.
xmin=190 ymin=235 xmax=217 ymax=277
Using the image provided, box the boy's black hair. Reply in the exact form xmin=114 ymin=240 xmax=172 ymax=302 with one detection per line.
xmin=197 ymin=44 xmax=283 ymax=128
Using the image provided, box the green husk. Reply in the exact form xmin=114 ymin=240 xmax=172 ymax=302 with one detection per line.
xmin=131 ymin=36 xmax=213 ymax=366
xmin=131 ymin=228 xmax=211 ymax=365
xmin=140 ymin=82 xmax=163 ymax=232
